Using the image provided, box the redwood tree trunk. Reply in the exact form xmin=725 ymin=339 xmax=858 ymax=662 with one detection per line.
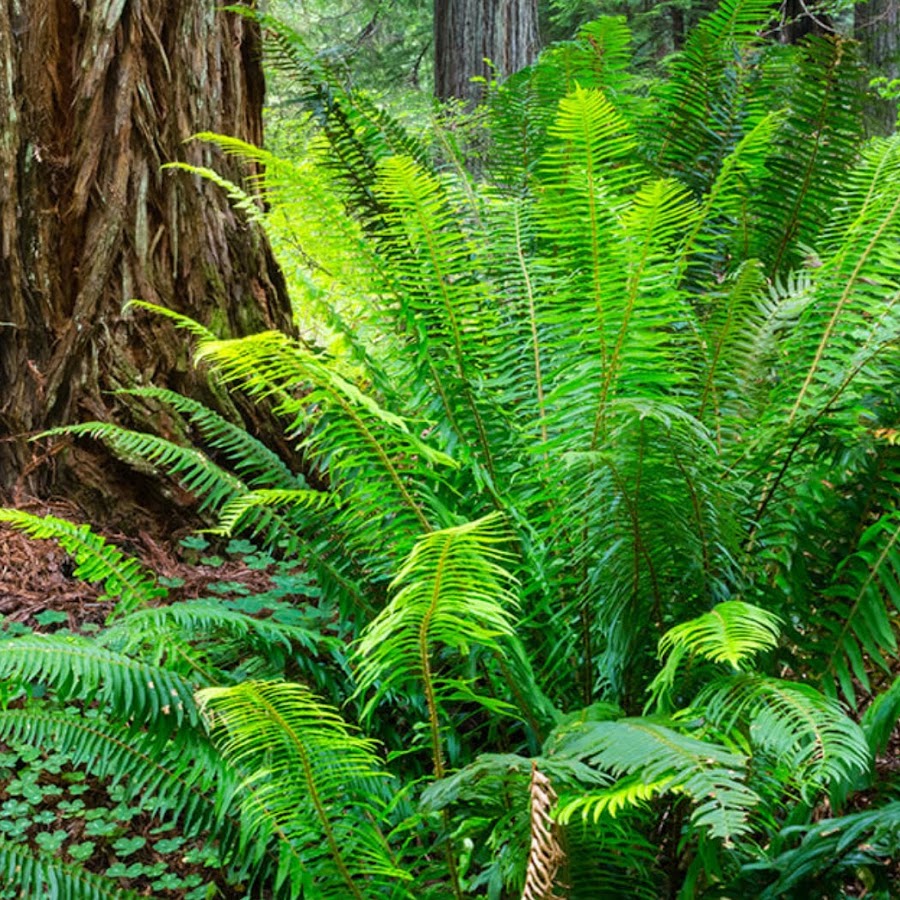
xmin=855 ymin=0 xmax=900 ymax=134
xmin=434 ymin=0 xmax=540 ymax=104
xmin=0 ymin=0 xmax=292 ymax=526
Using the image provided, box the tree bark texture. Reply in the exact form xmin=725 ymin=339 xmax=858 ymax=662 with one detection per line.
xmin=434 ymin=0 xmax=540 ymax=104
xmin=0 ymin=0 xmax=292 ymax=526
xmin=855 ymin=0 xmax=900 ymax=134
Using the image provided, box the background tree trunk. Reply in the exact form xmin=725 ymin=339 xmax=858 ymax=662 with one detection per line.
xmin=434 ymin=0 xmax=540 ymax=104
xmin=855 ymin=0 xmax=900 ymax=134
xmin=0 ymin=0 xmax=292 ymax=528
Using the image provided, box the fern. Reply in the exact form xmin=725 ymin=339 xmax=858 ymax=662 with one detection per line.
xmin=0 ymin=839 xmax=139 ymax=900
xmin=197 ymin=680 xmax=410 ymax=899
xmin=0 ymin=510 xmax=165 ymax=617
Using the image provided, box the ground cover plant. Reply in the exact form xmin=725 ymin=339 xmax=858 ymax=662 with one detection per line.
xmin=1 ymin=0 xmax=899 ymax=896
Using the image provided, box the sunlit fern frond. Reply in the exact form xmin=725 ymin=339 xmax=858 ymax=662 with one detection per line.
xmin=354 ymin=513 xmax=519 ymax=723
xmin=648 ymin=601 xmax=782 ymax=710
xmin=550 ymin=717 xmax=757 ymax=840
xmin=0 ymin=510 xmax=165 ymax=617
xmin=197 ymin=679 xmax=410 ymax=899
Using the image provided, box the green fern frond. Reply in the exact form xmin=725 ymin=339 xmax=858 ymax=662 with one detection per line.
xmin=757 ymin=802 xmax=900 ymax=899
xmin=0 ymin=707 xmax=232 ymax=838
xmin=354 ymin=513 xmax=519 ymax=720
xmin=649 ymin=601 xmax=782 ymax=708
xmin=0 ymin=510 xmax=165 ymax=616
xmin=40 ymin=423 xmax=244 ymax=516
xmin=119 ymin=385 xmax=303 ymax=489
xmin=0 ymin=838 xmax=139 ymax=900
xmin=197 ymin=680 xmax=408 ymax=899
xmin=549 ymin=717 xmax=757 ymax=840
xmin=817 ymin=514 xmax=900 ymax=705
xmin=125 ymin=300 xmax=218 ymax=342
xmin=208 ymin=488 xmax=336 ymax=538
xmin=0 ymin=634 xmax=199 ymax=727
xmin=699 ymin=675 xmax=871 ymax=793
xmin=556 ymin=774 xmax=674 ymax=823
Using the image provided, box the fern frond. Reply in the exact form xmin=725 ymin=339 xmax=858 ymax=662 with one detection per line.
xmin=0 ymin=707 xmax=232 ymax=839
xmin=119 ymin=386 xmax=303 ymax=489
xmin=0 ymin=634 xmax=199 ymax=726
xmin=758 ymin=802 xmax=900 ymax=899
xmin=197 ymin=680 xmax=408 ymax=899
xmin=0 ymin=839 xmax=139 ymax=900
xmin=125 ymin=300 xmax=218 ymax=341
xmin=40 ymin=423 xmax=244 ymax=516
xmin=699 ymin=674 xmax=871 ymax=793
xmin=0 ymin=510 xmax=165 ymax=616
xmin=208 ymin=488 xmax=336 ymax=538
xmin=550 ymin=717 xmax=757 ymax=840
xmin=650 ymin=601 xmax=782 ymax=708
xmin=354 ymin=513 xmax=519 ymax=721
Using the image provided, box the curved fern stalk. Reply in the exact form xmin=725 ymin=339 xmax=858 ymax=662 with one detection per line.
xmin=0 ymin=510 xmax=165 ymax=617
xmin=0 ymin=634 xmax=199 ymax=727
xmin=0 ymin=838 xmax=139 ymax=900
xmin=197 ymin=680 xmax=410 ymax=900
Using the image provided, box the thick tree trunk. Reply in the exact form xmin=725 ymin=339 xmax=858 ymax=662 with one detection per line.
xmin=0 ymin=0 xmax=292 ymax=528
xmin=855 ymin=0 xmax=900 ymax=134
xmin=434 ymin=0 xmax=540 ymax=104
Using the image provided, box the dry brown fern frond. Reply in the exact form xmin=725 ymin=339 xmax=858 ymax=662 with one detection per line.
xmin=522 ymin=761 xmax=566 ymax=900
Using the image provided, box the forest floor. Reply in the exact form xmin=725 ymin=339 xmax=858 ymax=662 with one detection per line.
xmin=0 ymin=496 xmax=268 ymax=898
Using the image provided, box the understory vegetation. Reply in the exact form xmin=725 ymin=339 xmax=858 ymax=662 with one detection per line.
xmin=2 ymin=0 xmax=900 ymax=896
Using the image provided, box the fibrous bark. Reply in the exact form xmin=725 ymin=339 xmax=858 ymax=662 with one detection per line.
xmin=0 ymin=0 xmax=291 ymax=527
xmin=434 ymin=0 xmax=540 ymax=104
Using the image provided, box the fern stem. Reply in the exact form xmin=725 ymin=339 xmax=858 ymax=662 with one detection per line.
xmin=252 ymin=692 xmax=367 ymax=900
xmin=513 ymin=204 xmax=548 ymax=445
xmin=787 ymin=189 xmax=900 ymax=427
xmin=417 ymin=536 xmax=465 ymax=900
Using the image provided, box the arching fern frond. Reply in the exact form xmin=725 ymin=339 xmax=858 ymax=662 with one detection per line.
xmin=0 ymin=839 xmax=138 ymax=900
xmin=0 ymin=634 xmax=199 ymax=727
xmin=699 ymin=675 xmax=871 ymax=794
xmin=354 ymin=513 xmax=519 ymax=722
xmin=649 ymin=601 xmax=782 ymax=709
xmin=0 ymin=510 xmax=165 ymax=616
xmin=40 ymin=423 xmax=244 ymax=517
xmin=197 ymin=680 xmax=408 ymax=900
xmin=550 ymin=717 xmax=758 ymax=840
xmin=119 ymin=386 xmax=303 ymax=489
